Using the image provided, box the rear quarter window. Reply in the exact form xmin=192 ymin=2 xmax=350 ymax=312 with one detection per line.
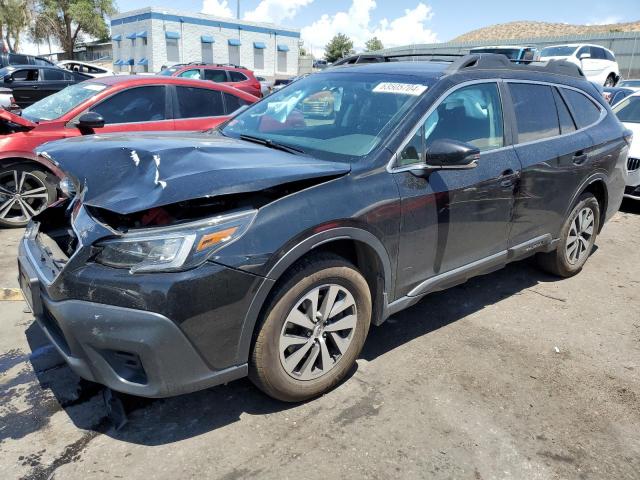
xmin=562 ymin=88 xmax=601 ymax=129
xmin=229 ymin=71 xmax=248 ymax=82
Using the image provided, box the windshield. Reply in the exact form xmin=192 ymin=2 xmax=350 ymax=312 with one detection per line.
xmin=613 ymin=96 xmax=640 ymax=123
xmin=620 ymin=80 xmax=640 ymax=88
xmin=472 ymin=48 xmax=521 ymax=59
xmin=222 ymin=72 xmax=431 ymax=160
xmin=540 ymin=46 xmax=578 ymax=57
xmin=22 ymin=82 xmax=107 ymax=121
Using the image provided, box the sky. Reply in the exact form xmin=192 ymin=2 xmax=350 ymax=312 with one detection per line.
xmin=22 ymin=0 xmax=640 ymax=57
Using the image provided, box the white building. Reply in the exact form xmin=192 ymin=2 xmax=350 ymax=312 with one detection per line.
xmin=110 ymin=7 xmax=301 ymax=78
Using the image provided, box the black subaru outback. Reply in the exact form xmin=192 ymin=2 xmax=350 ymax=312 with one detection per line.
xmin=20 ymin=55 xmax=629 ymax=402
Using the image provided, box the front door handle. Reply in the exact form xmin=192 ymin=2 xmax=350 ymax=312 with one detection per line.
xmin=499 ymin=169 xmax=518 ymax=188
xmin=573 ymin=151 xmax=588 ymax=165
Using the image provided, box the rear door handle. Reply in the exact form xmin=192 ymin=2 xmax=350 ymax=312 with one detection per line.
xmin=573 ymin=151 xmax=588 ymax=165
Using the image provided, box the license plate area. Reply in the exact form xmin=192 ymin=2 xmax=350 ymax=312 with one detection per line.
xmin=18 ymin=256 xmax=43 ymax=316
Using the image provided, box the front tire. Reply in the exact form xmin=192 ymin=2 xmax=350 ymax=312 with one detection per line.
xmin=0 ymin=164 xmax=56 ymax=228
xmin=536 ymin=192 xmax=600 ymax=277
xmin=249 ymin=253 xmax=372 ymax=402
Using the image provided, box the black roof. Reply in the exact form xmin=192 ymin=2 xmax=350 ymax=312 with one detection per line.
xmin=323 ymin=54 xmax=586 ymax=82
xmin=0 ymin=64 xmax=66 ymax=72
xmin=324 ymin=61 xmax=451 ymax=78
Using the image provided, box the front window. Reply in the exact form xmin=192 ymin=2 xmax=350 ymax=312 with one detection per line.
xmin=222 ymin=72 xmax=432 ymax=160
xmin=540 ymin=46 xmax=578 ymax=57
xmin=398 ymin=83 xmax=504 ymax=166
xmin=613 ymin=96 xmax=640 ymax=124
xmin=22 ymin=82 xmax=108 ymax=121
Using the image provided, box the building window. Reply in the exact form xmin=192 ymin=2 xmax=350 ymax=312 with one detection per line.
xmin=166 ymin=38 xmax=180 ymax=62
xmin=202 ymin=43 xmax=213 ymax=64
xmin=229 ymin=45 xmax=240 ymax=66
xmin=142 ymin=37 xmax=147 ymax=46
xmin=254 ymin=48 xmax=264 ymax=70
xmin=277 ymin=51 xmax=287 ymax=72
xmin=131 ymin=38 xmax=136 ymax=47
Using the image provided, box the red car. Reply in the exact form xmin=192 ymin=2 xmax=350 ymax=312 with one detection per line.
xmin=161 ymin=64 xmax=263 ymax=98
xmin=0 ymin=75 xmax=257 ymax=227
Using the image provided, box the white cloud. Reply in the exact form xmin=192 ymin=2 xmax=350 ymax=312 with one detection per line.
xmin=301 ymin=0 xmax=437 ymax=58
xmin=201 ymin=0 xmax=234 ymax=18
xmin=244 ymin=0 xmax=314 ymax=24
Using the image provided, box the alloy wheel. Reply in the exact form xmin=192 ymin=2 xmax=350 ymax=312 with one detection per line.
xmin=279 ymin=284 xmax=358 ymax=381
xmin=565 ymin=206 xmax=595 ymax=265
xmin=0 ymin=169 xmax=49 ymax=225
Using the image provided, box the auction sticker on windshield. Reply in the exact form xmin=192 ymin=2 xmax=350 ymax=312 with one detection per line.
xmin=373 ymin=83 xmax=428 ymax=96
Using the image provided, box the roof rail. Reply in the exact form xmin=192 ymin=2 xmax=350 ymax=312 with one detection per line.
xmin=444 ymin=53 xmax=585 ymax=79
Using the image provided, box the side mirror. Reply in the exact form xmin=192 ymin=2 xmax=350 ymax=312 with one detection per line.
xmin=579 ymin=53 xmax=591 ymax=60
xmin=410 ymin=139 xmax=480 ymax=177
xmin=4 ymin=74 xmax=12 ymax=83
xmin=77 ymin=112 xmax=105 ymax=131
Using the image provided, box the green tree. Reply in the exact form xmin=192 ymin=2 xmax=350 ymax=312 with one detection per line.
xmin=324 ymin=33 xmax=354 ymax=63
xmin=365 ymin=37 xmax=383 ymax=52
xmin=0 ymin=0 xmax=33 ymax=52
xmin=33 ymin=0 xmax=116 ymax=58
xmin=299 ymin=46 xmax=307 ymax=56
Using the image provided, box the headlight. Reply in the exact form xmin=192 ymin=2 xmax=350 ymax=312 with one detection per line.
xmin=95 ymin=209 xmax=256 ymax=273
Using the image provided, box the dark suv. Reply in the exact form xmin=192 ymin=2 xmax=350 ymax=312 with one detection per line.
xmin=19 ymin=55 xmax=629 ymax=402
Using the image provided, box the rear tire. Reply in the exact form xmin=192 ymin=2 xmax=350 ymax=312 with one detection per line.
xmin=536 ymin=192 xmax=600 ymax=277
xmin=0 ymin=164 xmax=56 ymax=228
xmin=249 ymin=253 xmax=372 ymax=402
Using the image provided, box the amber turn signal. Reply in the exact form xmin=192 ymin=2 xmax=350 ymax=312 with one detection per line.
xmin=197 ymin=227 xmax=239 ymax=252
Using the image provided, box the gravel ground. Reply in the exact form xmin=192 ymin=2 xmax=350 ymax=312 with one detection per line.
xmin=1 ymin=201 xmax=639 ymax=480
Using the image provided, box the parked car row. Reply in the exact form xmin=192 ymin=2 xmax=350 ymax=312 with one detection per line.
xmin=0 ymin=75 xmax=257 ymax=226
xmin=14 ymin=53 xmax=632 ymax=403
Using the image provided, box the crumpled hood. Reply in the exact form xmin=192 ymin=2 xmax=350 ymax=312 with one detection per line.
xmin=39 ymin=131 xmax=351 ymax=215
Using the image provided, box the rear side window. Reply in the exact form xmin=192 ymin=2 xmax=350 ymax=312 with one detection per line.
xmin=204 ymin=69 xmax=228 ymax=83
xmin=562 ymin=88 xmax=601 ymax=129
xmin=508 ymin=83 xmax=559 ymax=142
xmin=552 ymin=88 xmax=576 ymax=134
xmin=43 ymin=69 xmax=65 ymax=80
xmin=229 ymin=71 xmax=247 ymax=82
xmin=605 ymin=50 xmax=615 ymax=61
xmin=92 ymin=86 xmax=166 ymax=124
xmin=591 ymin=47 xmax=607 ymax=60
xmin=176 ymin=86 xmax=225 ymax=118
xmin=223 ymin=92 xmax=248 ymax=113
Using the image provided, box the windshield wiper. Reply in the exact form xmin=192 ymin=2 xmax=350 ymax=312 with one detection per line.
xmin=239 ymin=134 xmax=305 ymax=155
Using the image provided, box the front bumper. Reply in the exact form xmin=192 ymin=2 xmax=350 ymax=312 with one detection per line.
xmin=624 ymin=185 xmax=640 ymax=200
xmin=18 ymin=210 xmax=267 ymax=397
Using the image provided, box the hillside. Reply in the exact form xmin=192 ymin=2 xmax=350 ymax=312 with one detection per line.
xmin=452 ymin=20 xmax=640 ymax=43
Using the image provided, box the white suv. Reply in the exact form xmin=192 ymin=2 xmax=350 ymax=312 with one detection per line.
xmin=539 ymin=44 xmax=619 ymax=86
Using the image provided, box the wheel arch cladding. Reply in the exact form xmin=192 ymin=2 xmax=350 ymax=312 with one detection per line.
xmin=234 ymin=227 xmax=393 ymax=363
xmin=582 ymin=179 xmax=608 ymax=232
